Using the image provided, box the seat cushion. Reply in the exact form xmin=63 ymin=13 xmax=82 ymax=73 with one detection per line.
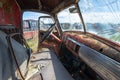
xmin=31 ymin=48 xmax=74 ymax=80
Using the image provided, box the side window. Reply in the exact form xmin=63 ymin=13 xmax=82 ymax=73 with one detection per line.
xmin=23 ymin=20 xmax=37 ymax=31
xmin=57 ymin=6 xmax=83 ymax=32
xmin=78 ymin=0 xmax=120 ymax=44
xmin=39 ymin=17 xmax=54 ymax=31
xmin=23 ymin=21 xmax=29 ymax=31
xmin=22 ymin=11 xmax=49 ymax=52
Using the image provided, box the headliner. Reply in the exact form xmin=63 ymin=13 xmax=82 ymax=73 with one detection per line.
xmin=16 ymin=0 xmax=78 ymax=13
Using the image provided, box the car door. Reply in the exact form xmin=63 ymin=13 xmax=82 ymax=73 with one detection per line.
xmin=38 ymin=16 xmax=61 ymax=54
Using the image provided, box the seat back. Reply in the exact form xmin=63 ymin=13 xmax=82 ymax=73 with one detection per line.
xmin=0 ymin=25 xmax=22 ymax=44
xmin=0 ymin=30 xmax=30 ymax=79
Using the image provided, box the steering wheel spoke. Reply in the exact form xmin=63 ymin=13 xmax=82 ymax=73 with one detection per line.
xmin=40 ymin=23 xmax=55 ymax=43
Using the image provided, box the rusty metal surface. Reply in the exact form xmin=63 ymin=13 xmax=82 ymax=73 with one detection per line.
xmin=16 ymin=0 xmax=64 ymax=12
xmin=63 ymin=32 xmax=120 ymax=62
xmin=0 ymin=0 xmax=77 ymax=28
xmin=16 ymin=0 xmax=77 ymax=13
xmin=40 ymin=41 xmax=60 ymax=55
xmin=0 ymin=0 xmax=21 ymax=28
xmin=0 ymin=0 xmax=66 ymax=28
xmin=66 ymin=37 xmax=120 ymax=80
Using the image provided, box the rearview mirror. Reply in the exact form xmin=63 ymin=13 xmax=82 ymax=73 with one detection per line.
xmin=69 ymin=7 xmax=78 ymax=13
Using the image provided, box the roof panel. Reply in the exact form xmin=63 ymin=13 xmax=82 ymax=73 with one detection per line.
xmin=16 ymin=0 xmax=64 ymax=12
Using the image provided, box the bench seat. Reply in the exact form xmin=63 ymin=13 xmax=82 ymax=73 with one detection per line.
xmin=31 ymin=48 xmax=74 ymax=80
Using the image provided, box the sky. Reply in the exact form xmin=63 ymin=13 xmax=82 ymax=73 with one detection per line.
xmin=79 ymin=0 xmax=120 ymax=23
xmin=23 ymin=12 xmax=49 ymax=20
xmin=79 ymin=0 xmax=120 ymax=12
xmin=23 ymin=0 xmax=120 ymax=24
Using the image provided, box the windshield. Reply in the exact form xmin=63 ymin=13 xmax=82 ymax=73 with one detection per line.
xmin=57 ymin=6 xmax=83 ymax=31
xmin=78 ymin=0 xmax=120 ymax=43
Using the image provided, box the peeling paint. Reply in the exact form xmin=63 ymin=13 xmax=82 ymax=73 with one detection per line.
xmin=0 ymin=2 xmax=3 ymax=8
xmin=0 ymin=0 xmax=21 ymax=28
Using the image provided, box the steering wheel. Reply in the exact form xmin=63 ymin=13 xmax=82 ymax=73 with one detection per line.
xmin=40 ymin=23 xmax=56 ymax=43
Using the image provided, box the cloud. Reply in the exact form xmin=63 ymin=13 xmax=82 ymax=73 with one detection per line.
xmin=58 ymin=11 xmax=120 ymax=24
xmin=82 ymin=12 xmax=120 ymax=23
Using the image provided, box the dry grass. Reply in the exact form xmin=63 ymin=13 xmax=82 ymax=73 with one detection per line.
xmin=26 ymin=32 xmax=38 ymax=53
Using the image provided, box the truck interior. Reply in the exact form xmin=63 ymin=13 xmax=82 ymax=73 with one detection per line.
xmin=0 ymin=0 xmax=120 ymax=80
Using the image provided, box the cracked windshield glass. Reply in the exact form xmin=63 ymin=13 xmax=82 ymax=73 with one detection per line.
xmin=79 ymin=0 xmax=120 ymax=44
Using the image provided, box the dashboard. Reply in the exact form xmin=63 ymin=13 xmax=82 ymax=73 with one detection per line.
xmin=62 ymin=32 xmax=120 ymax=80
